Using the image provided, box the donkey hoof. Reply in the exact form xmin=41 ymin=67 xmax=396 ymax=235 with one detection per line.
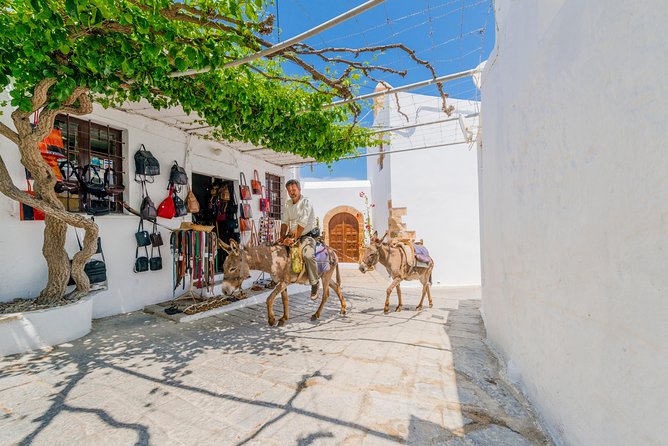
xmin=310 ymin=314 xmax=319 ymax=321
xmin=383 ymin=307 xmax=389 ymax=314
xmin=429 ymin=303 xmax=433 ymax=308
xmin=277 ymin=319 xmax=286 ymax=327
xmin=340 ymin=309 xmax=347 ymax=315
xmin=416 ymin=305 xmax=423 ymax=311
xmin=395 ymin=306 xmax=402 ymax=312
xmin=268 ymin=318 xmax=276 ymax=327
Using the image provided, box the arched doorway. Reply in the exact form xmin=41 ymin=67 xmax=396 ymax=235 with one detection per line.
xmin=328 ymin=212 xmax=360 ymax=262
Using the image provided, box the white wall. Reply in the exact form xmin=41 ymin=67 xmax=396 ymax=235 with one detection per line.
xmin=480 ymin=1 xmax=668 ymax=445
xmin=370 ymin=93 xmax=481 ymax=286
xmin=0 ymin=100 xmax=287 ymax=318
xmin=302 ymin=180 xmax=370 ymax=232
xmin=367 ymin=102 xmax=392 ymax=237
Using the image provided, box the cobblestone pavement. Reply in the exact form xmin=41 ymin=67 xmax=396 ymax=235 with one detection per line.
xmin=0 ymin=269 xmax=551 ymax=446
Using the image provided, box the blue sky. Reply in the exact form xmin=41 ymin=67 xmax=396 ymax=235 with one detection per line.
xmin=261 ymin=0 xmax=495 ymax=180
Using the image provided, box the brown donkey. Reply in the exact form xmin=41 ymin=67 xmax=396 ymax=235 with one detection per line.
xmin=220 ymin=240 xmax=346 ymax=326
xmin=359 ymin=233 xmax=434 ymax=313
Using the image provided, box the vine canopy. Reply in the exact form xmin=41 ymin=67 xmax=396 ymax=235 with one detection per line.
xmin=0 ymin=0 xmax=392 ymax=162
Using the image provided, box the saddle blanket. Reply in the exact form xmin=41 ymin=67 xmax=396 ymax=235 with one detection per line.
xmin=315 ymin=243 xmax=331 ymax=275
xmin=399 ymin=242 xmax=432 ymax=268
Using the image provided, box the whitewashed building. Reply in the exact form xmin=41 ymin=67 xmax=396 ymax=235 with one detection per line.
xmin=480 ymin=1 xmax=667 ymax=444
xmin=366 ymin=89 xmax=482 ymax=286
xmin=0 ymin=98 xmax=299 ymax=319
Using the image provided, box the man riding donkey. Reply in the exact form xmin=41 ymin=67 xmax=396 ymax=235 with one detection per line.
xmin=219 ymin=179 xmax=346 ymax=326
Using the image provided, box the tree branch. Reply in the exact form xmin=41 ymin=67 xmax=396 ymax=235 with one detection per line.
xmin=0 ymin=122 xmax=18 ymax=145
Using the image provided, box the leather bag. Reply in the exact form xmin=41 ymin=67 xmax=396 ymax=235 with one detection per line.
xmin=186 ymin=187 xmax=200 ymax=213
xmin=135 ymin=219 xmax=151 ymax=247
xmin=251 ymin=170 xmax=262 ymax=195
xmin=173 ymin=192 xmax=188 ymax=217
xmin=239 ymin=172 xmax=252 ymax=201
xmin=169 ymin=161 xmax=188 ymax=185
xmin=157 ymin=186 xmax=176 ymax=219
xmin=134 ymin=144 xmax=160 ymax=180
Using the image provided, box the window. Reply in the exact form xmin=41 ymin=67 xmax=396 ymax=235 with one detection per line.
xmin=54 ymin=114 xmax=124 ymax=213
xmin=265 ymin=173 xmax=282 ymax=219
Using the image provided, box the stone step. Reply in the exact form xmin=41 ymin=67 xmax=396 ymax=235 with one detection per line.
xmin=389 ymin=207 xmax=408 ymax=217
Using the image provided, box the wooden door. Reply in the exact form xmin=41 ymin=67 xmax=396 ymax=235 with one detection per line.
xmin=329 ymin=213 xmax=360 ymax=262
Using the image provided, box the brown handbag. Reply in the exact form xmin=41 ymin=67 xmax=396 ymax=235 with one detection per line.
xmin=186 ymin=187 xmax=200 ymax=213
xmin=251 ymin=170 xmax=262 ymax=195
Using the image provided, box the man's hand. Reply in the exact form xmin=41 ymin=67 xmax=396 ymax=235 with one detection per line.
xmin=282 ymin=237 xmax=295 ymax=246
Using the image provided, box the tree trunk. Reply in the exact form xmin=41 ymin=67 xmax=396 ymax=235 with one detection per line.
xmin=0 ymin=80 xmax=97 ymax=305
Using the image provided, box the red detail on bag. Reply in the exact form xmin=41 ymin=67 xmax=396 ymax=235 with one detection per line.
xmin=20 ymin=180 xmax=45 ymax=221
xmin=260 ymin=185 xmax=270 ymax=212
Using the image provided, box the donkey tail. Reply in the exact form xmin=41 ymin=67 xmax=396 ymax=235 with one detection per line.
xmin=429 ymin=273 xmax=432 ymax=285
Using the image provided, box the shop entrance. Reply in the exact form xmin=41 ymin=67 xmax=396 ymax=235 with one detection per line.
xmin=191 ymin=173 xmax=240 ymax=271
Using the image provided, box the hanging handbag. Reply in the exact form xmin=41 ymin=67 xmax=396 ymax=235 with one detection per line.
xmin=251 ymin=170 xmax=262 ymax=195
xmin=173 ymin=191 xmax=188 ymax=217
xmin=150 ymin=245 xmax=163 ymax=271
xmin=134 ymin=144 xmax=160 ymax=181
xmin=135 ymin=219 xmax=151 ymax=247
xmin=139 ymin=182 xmax=157 ymax=219
xmin=80 ymin=164 xmax=108 ymax=198
xmin=68 ymin=230 xmax=107 ymax=285
xmin=219 ymin=182 xmax=231 ymax=201
xmin=134 ymin=245 xmax=149 ymax=272
xmin=169 ymin=161 xmax=188 ymax=185
xmin=240 ymin=202 xmax=252 ymax=219
xmin=216 ymin=200 xmax=228 ymax=222
xmin=20 ymin=177 xmax=46 ymax=221
xmin=240 ymin=217 xmax=250 ymax=232
xmin=260 ymin=185 xmax=270 ymax=212
xmin=150 ymin=222 xmax=163 ymax=247
xmin=239 ymin=172 xmax=252 ymax=201
xmin=55 ymin=161 xmax=80 ymax=194
xmin=186 ymin=187 xmax=200 ymax=213
xmin=157 ymin=185 xmax=176 ymax=219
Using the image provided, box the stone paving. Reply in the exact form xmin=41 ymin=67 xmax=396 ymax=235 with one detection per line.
xmin=0 ymin=269 xmax=552 ymax=445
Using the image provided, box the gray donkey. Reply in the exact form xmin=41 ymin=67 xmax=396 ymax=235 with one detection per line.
xmin=219 ymin=240 xmax=346 ymax=326
xmin=359 ymin=232 xmax=434 ymax=313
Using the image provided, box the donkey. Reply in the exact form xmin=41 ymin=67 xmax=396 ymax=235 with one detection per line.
xmin=219 ymin=239 xmax=346 ymax=326
xmin=359 ymin=232 xmax=434 ymax=313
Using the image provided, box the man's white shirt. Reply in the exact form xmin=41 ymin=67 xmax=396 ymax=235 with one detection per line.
xmin=282 ymin=196 xmax=316 ymax=235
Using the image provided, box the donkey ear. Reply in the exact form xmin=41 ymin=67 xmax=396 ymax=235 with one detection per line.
xmin=377 ymin=231 xmax=388 ymax=244
xmin=218 ymin=239 xmax=232 ymax=253
xmin=229 ymin=239 xmax=241 ymax=255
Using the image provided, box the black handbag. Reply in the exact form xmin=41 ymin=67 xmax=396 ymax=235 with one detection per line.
xmin=134 ymin=144 xmax=160 ymax=180
xmin=173 ymin=193 xmax=188 ymax=217
xmin=150 ymin=222 xmax=163 ymax=247
xmin=80 ymin=165 xmax=108 ymax=198
xmin=169 ymin=161 xmax=188 ymax=185
xmin=139 ymin=183 xmax=157 ymax=219
xmin=134 ymin=245 xmax=149 ymax=273
xmin=85 ymin=200 xmax=111 ymax=216
xmin=135 ymin=219 xmax=151 ymax=247
xmin=150 ymin=246 xmax=162 ymax=271
xmin=68 ymin=230 xmax=107 ymax=285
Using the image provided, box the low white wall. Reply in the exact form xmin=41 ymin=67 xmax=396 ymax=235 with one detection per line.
xmin=0 ymin=101 xmax=288 ymax=318
xmin=480 ymin=1 xmax=668 ymax=445
xmin=0 ymin=294 xmax=93 ymax=356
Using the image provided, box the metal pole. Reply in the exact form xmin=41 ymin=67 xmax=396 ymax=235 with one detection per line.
xmin=168 ymin=0 xmax=386 ymax=78
xmin=370 ymin=113 xmax=479 ymax=134
xmin=281 ymin=139 xmax=473 ymax=166
xmin=323 ymin=67 xmax=481 ymax=108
